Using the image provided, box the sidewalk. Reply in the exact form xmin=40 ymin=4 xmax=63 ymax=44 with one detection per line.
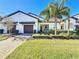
xmin=0 ymin=37 xmax=24 ymax=59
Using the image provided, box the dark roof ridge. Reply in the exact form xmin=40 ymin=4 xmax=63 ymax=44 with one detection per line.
xmin=71 ymin=16 xmax=79 ymax=20
xmin=28 ymin=12 xmax=44 ymax=19
xmin=2 ymin=10 xmax=40 ymax=20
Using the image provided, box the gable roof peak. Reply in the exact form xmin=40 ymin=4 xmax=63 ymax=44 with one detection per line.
xmin=2 ymin=10 xmax=41 ymax=21
xmin=12 ymin=10 xmax=28 ymax=14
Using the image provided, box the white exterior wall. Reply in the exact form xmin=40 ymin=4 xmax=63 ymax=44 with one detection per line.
xmin=64 ymin=20 xmax=68 ymax=30
xmin=57 ymin=23 xmax=61 ymax=30
xmin=11 ymin=12 xmax=39 ymax=33
xmin=0 ymin=24 xmax=7 ymax=33
xmin=49 ymin=23 xmax=61 ymax=30
xmin=40 ymin=23 xmax=61 ymax=30
xmin=70 ymin=18 xmax=76 ymax=31
xmin=2 ymin=12 xmax=39 ymax=33
xmin=49 ymin=23 xmax=55 ymax=29
xmin=34 ymin=22 xmax=39 ymax=32
xmin=3 ymin=26 xmax=7 ymax=33
xmin=64 ymin=18 xmax=76 ymax=31
xmin=16 ymin=23 xmax=24 ymax=33
xmin=74 ymin=15 xmax=79 ymax=27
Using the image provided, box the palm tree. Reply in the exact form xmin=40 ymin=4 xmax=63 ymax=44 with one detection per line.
xmin=67 ymin=15 xmax=70 ymax=35
xmin=40 ymin=0 xmax=70 ymax=35
xmin=40 ymin=7 xmax=51 ymax=22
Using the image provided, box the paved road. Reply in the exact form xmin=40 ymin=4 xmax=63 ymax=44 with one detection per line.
xmin=0 ymin=37 xmax=24 ymax=59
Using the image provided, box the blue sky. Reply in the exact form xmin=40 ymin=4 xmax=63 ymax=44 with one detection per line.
xmin=0 ymin=0 xmax=78 ymax=16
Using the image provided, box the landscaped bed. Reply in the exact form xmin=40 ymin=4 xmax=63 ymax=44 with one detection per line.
xmin=6 ymin=39 xmax=79 ymax=59
xmin=0 ymin=35 xmax=9 ymax=41
xmin=32 ymin=34 xmax=79 ymax=39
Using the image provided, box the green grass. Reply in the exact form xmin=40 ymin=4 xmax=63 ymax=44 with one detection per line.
xmin=0 ymin=35 xmax=9 ymax=41
xmin=6 ymin=39 xmax=79 ymax=59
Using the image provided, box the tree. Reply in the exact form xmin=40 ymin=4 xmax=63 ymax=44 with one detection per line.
xmin=40 ymin=0 xmax=70 ymax=35
xmin=3 ymin=17 xmax=14 ymax=34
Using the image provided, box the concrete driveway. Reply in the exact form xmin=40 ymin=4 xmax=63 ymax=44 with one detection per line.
xmin=0 ymin=37 xmax=24 ymax=59
xmin=12 ymin=34 xmax=32 ymax=41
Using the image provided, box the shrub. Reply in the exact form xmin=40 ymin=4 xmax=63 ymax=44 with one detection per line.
xmin=57 ymin=30 xmax=67 ymax=34
xmin=75 ymin=29 xmax=79 ymax=35
xmin=33 ymin=34 xmax=79 ymax=39
xmin=0 ymin=29 xmax=4 ymax=34
xmin=58 ymin=31 xmax=75 ymax=35
xmin=38 ymin=31 xmax=43 ymax=35
xmin=49 ymin=29 xmax=54 ymax=34
xmin=33 ymin=36 xmax=52 ymax=39
xmin=12 ymin=30 xmax=19 ymax=35
xmin=43 ymin=29 xmax=49 ymax=34
xmin=33 ymin=30 xmax=36 ymax=33
xmin=69 ymin=31 xmax=75 ymax=35
xmin=59 ymin=33 xmax=68 ymax=36
xmin=15 ymin=30 xmax=19 ymax=34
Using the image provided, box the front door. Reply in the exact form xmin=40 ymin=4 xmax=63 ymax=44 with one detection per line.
xmin=11 ymin=25 xmax=16 ymax=33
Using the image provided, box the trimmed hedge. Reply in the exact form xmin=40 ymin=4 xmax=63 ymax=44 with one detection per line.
xmin=37 ymin=30 xmax=76 ymax=35
xmin=33 ymin=35 xmax=79 ymax=39
xmin=33 ymin=36 xmax=52 ymax=39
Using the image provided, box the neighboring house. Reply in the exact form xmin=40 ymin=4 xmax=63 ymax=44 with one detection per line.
xmin=39 ymin=18 xmax=61 ymax=32
xmin=64 ymin=14 xmax=79 ymax=31
xmin=0 ymin=10 xmax=62 ymax=34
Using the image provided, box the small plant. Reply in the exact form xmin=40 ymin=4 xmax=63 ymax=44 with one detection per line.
xmin=43 ymin=28 xmax=49 ymax=34
xmin=0 ymin=29 xmax=4 ymax=34
xmin=49 ymin=29 xmax=54 ymax=34
xmin=75 ymin=29 xmax=79 ymax=35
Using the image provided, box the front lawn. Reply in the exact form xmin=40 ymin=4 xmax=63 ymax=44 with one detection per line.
xmin=0 ymin=35 xmax=9 ymax=41
xmin=6 ymin=39 xmax=79 ymax=59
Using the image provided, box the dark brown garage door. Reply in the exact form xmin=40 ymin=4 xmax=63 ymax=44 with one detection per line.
xmin=24 ymin=25 xmax=33 ymax=33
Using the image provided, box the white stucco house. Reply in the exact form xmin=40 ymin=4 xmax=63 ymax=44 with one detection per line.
xmin=64 ymin=14 xmax=79 ymax=31
xmin=0 ymin=10 xmax=62 ymax=34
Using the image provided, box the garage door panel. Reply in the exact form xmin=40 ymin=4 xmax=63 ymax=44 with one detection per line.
xmin=24 ymin=25 xmax=33 ymax=33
